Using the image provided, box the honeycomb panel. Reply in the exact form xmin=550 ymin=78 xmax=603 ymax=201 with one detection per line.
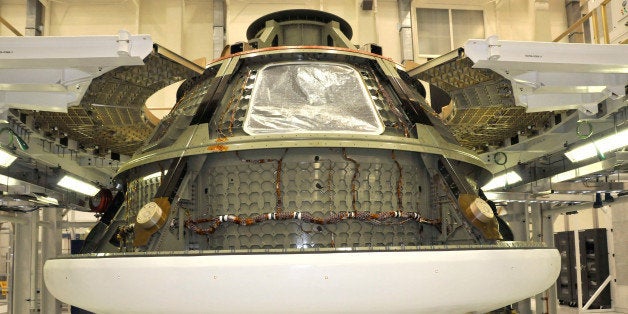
xmin=126 ymin=176 xmax=163 ymax=224
xmin=412 ymin=55 xmax=554 ymax=151
xmin=446 ymin=107 xmax=553 ymax=148
xmin=414 ymin=57 xmax=502 ymax=92
xmin=192 ymin=148 xmax=432 ymax=250
xmin=32 ymin=46 xmax=202 ymax=156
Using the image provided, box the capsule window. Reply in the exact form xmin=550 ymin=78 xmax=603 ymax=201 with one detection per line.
xmin=243 ymin=62 xmax=385 ymax=135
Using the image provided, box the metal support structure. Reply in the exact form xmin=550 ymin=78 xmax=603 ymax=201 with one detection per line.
xmin=59 ymin=221 xmax=99 ymax=229
xmin=505 ymin=202 xmax=528 ymax=242
xmin=554 ymin=0 xmax=613 ymax=43
xmin=600 ymin=2 xmax=610 ymax=44
xmin=213 ymin=0 xmax=225 ymax=59
xmin=25 ymin=0 xmax=44 ymax=36
xmin=575 ymin=216 xmax=616 ymax=312
xmin=6 ymin=207 xmax=71 ymax=314
xmin=464 ymin=36 xmax=627 ymax=115
xmin=397 ymin=0 xmax=413 ymax=63
xmin=10 ymin=212 xmax=38 ymax=313
xmin=591 ymin=9 xmax=600 ymax=44
xmin=0 ymin=16 xmax=23 ymax=36
xmin=541 ymin=203 xmax=558 ymax=314
xmin=504 ymin=201 xmax=559 ymax=314
xmin=41 ymin=208 xmax=61 ymax=314
xmin=574 ymin=229 xmax=584 ymax=310
xmin=583 ymin=276 xmax=613 ymax=310
xmin=506 ymin=202 xmax=533 ymax=314
xmin=545 ymin=196 xmax=628 ymax=216
xmin=530 ymin=203 xmax=547 ymax=314
xmin=564 ymin=0 xmax=583 ymax=43
xmin=0 ymin=32 xmax=153 ymax=114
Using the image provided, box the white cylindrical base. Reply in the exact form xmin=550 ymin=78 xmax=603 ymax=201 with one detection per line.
xmin=44 ymin=248 xmax=560 ymax=314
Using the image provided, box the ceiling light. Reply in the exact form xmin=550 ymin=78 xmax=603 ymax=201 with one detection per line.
xmin=0 ymin=174 xmax=19 ymax=186
xmin=565 ymin=128 xmax=628 ymax=162
xmin=33 ymin=192 xmax=60 ymax=206
xmin=57 ymin=175 xmax=99 ymax=196
xmin=551 ymin=169 xmax=576 ymax=183
xmin=482 ymin=171 xmax=523 ymax=191
xmin=143 ymin=170 xmax=168 ymax=181
xmin=0 ymin=148 xmax=17 ymax=168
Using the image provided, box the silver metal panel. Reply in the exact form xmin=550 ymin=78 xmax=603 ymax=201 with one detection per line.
xmin=32 ymin=44 xmax=203 ymax=156
xmin=408 ymin=48 xmax=553 ymax=151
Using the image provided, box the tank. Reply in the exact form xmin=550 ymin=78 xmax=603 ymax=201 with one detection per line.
xmin=44 ymin=10 xmax=559 ymax=313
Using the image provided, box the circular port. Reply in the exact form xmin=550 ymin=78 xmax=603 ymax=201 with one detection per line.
xmin=136 ymin=202 xmax=163 ymax=229
xmin=469 ymin=198 xmax=494 ymax=223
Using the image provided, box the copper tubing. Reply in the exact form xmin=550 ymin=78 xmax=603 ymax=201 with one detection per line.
xmin=391 ymin=150 xmax=404 ymax=210
xmin=185 ymin=210 xmax=440 ymax=235
xmin=372 ymin=71 xmax=410 ymax=137
xmin=212 ymin=45 xmax=394 ymax=64
xmin=217 ymin=71 xmax=251 ymax=137
xmin=341 ymin=148 xmax=359 ymax=212
xmin=275 ymin=157 xmax=284 ymax=212
xmin=235 ymin=149 xmax=287 ymax=212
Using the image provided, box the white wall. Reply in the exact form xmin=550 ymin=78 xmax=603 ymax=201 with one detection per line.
xmin=1 ymin=0 xmax=568 ymax=64
xmin=492 ymin=0 xmax=567 ymax=41
xmin=0 ymin=2 xmax=26 ymax=36
xmin=47 ymin=1 xmax=139 ymax=36
xmin=410 ymin=0 xmax=568 ymax=62
xmin=32 ymin=0 xmax=214 ymax=64
xmin=611 ymin=201 xmax=628 ymax=312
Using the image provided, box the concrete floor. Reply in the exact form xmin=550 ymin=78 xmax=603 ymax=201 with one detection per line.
xmin=0 ymin=302 xmax=71 ymax=313
xmin=0 ymin=301 xmax=621 ymax=313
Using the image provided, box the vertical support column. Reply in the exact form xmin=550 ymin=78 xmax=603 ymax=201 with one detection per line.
xmin=505 ymin=201 xmax=529 ymax=241
xmin=25 ymin=0 xmax=44 ymax=36
xmin=600 ymin=3 xmax=609 ymax=43
xmin=41 ymin=208 xmax=61 ymax=314
xmin=507 ymin=201 xmax=532 ymax=314
xmin=564 ymin=0 xmax=584 ymax=43
xmin=524 ymin=203 xmax=531 ymax=241
xmin=591 ymin=10 xmax=600 ymax=44
xmin=610 ymin=198 xmax=628 ymax=312
xmin=574 ymin=229 xmax=583 ymax=310
xmin=530 ymin=202 xmax=546 ymax=314
xmin=213 ymin=0 xmax=226 ymax=59
xmin=397 ymin=0 xmax=413 ymax=63
xmin=10 ymin=212 xmax=37 ymax=314
xmin=542 ymin=204 xmax=558 ymax=314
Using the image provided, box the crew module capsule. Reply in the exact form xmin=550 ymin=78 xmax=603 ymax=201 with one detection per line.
xmin=44 ymin=10 xmax=559 ymax=313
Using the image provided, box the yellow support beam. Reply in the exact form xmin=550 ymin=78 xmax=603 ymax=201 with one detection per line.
xmin=0 ymin=16 xmax=23 ymax=36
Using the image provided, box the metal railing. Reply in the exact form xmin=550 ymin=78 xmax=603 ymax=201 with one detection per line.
xmin=553 ymin=0 xmax=613 ymax=44
xmin=0 ymin=16 xmax=22 ymax=36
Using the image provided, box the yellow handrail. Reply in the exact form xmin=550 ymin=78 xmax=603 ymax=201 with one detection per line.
xmin=553 ymin=0 xmax=612 ymax=44
xmin=600 ymin=2 xmax=610 ymax=44
xmin=591 ymin=9 xmax=600 ymax=43
xmin=0 ymin=16 xmax=23 ymax=36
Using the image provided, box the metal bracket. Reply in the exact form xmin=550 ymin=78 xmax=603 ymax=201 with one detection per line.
xmin=464 ymin=36 xmax=628 ymax=114
xmin=0 ymin=31 xmax=153 ymax=114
